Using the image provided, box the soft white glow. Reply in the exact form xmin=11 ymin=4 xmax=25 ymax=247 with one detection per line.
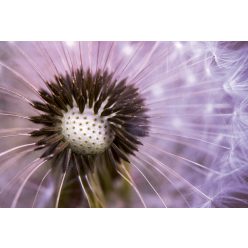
xmin=122 ymin=44 xmax=133 ymax=56
xmin=174 ymin=41 xmax=183 ymax=50
xmin=151 ymin=84 xmax=164 ymax=97
xmin=65 ymin=41 xmax=76 ymax=47
xmin=186 ymin=72 xmax=196 ymax=85
xmin=205 ymin=65 xmax=211 ymax=76
xmin=205 ymin=103 xmax=214 ymax=113
xmin=171 ymin=117 xmax=183 ymax=128
xmin=223 ymin=80 xmax=234 ymax=93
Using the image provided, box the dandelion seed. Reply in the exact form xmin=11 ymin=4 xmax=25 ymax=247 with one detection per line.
xmin=0 ymin=41 xmax=244 ymax=207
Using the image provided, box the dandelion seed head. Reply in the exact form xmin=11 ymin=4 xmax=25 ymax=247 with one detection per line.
xmin=0 ymin=41 xmax=246 ymax=208
xmin=61 ymin=105 xmax=114 ymax=155
xmin=30 ymin=67 xmax=149 ymax=174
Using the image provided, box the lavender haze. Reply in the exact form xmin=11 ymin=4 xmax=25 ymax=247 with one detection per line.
xmin=0 ymin=41 xmax=247 ymax=207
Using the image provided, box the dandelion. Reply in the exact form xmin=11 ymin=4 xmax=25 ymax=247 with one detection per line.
xmin=211 ymin=168 xmax=248 ymax=208
xmin=0 ymin=41 xmax=239 ymax=207
xmin=209 ymin=42 xmax=248 ymax=207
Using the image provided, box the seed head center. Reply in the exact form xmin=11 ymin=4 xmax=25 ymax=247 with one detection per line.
xmin=61 ymin=106 xmax=114 ymax=155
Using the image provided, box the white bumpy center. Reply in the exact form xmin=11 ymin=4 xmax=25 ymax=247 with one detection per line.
xmin=61 ymin=106 xmax=114 ymax=155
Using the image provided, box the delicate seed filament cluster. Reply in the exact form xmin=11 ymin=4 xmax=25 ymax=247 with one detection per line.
xmin=30 ymin=68 xmax=149 ymax=174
